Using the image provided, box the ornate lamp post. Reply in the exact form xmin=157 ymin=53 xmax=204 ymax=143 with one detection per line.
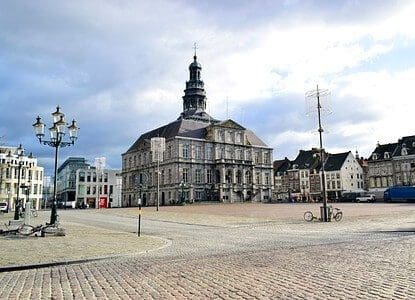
xmin=6 ymin=145 xmax=25 ymax=220
xmin=33 ymin=106 xmax=79 ymax=225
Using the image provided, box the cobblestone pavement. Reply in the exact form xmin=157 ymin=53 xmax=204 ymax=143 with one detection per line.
xmin=0 ymin=212 xmax=166 ymax=266
xmin=0 ymin=203 xmax=414 ymax=299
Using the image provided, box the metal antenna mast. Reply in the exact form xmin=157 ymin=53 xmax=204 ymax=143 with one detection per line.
xmin=306 ymin=85 xmax=331 ymax=222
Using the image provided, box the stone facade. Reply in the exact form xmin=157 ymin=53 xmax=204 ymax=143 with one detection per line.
xmin=75 ymin=168 xmax=121 ymax=208
xmin=274 ymin=149 xmax=363 ymax=201
xmin=368 ymin=135 xmax=415 ymax=196
xmin=57 ymin=157 xmax=121 ymax=208
xmin=122 ymin=55 xmax=273 ymax=206
xmin=0 ymin=146 xmax=44 ymax=210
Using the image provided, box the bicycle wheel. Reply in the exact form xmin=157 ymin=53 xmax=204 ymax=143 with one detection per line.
xmin=334 ymin=212 xmax=343 ymax=222
xmin=18 ymin=224 xmax=35 ymax=236
xmin=304 ymin=211 xmax=314 ymax=222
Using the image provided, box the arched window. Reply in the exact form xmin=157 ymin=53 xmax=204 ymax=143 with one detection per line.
xmin=226 ymin=169 xmax=232 ymax=184
xmin=215 ymin=170 xmax=221 ymax=183
xmin=236 ymin=170 xmax=242 ymax=184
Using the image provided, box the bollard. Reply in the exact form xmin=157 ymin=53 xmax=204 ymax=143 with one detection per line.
xmin=137 ymin=198 xmax=142 ymax=237
xmin=24 ymin=202 xmax=31 ymax=225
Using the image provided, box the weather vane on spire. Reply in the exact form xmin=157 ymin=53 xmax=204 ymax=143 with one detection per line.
xmin=193 ymin=42 xmax=198 ymax=57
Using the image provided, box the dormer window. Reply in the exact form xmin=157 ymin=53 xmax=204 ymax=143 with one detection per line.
xmin=384 ymin=152 xmax=390 ymax=159
xmin=292 ymin=164 xmax=298 ymax=169
xmin=372 ymin=153 xmax=378 ymax=160
xmin=402 ymin=148 xmax=408 ymax=156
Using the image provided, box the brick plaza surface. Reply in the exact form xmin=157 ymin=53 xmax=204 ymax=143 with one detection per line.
xmin=0 ymin=212 xmax=166 ymax=266
xmin=0 ymin=203 xmax=414 ymax=299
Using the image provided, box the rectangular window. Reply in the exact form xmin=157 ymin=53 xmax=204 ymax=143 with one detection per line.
xmin=183 ymin=168 xmax=188 ymax=183
xmin=207 ymin=147 xmax=212 ymax=160
xmin=226 ymin=148 xmax=233 ymax=159
xmin=168 ymin=169 xmax=172 ymax=183
xmin=255 ymin=152 xmax=260 ymax=164
xmin=182 ymin=144 xmax=189 ymax=158
xmin=195 ymin=146 xmax=202 ymax=159
xmin=219 ymin=130 xmax=225 ymax=141
xmin=195 ymin=169 xmax=202 ymax=184
xmin=264 ymin=152 xmax=270 ymax=164
xmin=207 ymin=170 xmax=212 ymax=183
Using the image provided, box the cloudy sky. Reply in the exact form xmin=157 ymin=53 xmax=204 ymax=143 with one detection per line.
xmin=1 ymin=0 xmax=415 ymax=175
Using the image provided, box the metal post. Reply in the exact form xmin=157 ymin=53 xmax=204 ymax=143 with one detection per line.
xmin=316 ymin=85 xmax=328 ymax=222
xmin=14 ymin=163 xmax=22 ymax=220
xmin=50 ymin=143 xmax=59 ymax=225
xmin=181 ymin=181 xmax=185 ymax=204
xmin=24 ymin=186 xmax=30 ymax=224
xmin=138 ymin=202 xmax=141 ymax=237
xmin=156 ymin=158 xmax=159 ymax=211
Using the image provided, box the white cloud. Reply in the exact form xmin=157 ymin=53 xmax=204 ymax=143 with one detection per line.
xmin=2 ymin=1 xmax=415 ymax=171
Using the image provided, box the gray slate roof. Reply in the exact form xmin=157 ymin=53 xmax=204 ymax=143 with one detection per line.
xmin=126 ymin=117 xmax=269 ymax=154
xmin=394 ymin=135 xmax=415 ymax=157
xmin=292 ymin=149 xmax=322 ymax=170
xmin=324 ymin=152 xmax=350 ymax=171
xmin=273 ymin=158 xmax=291 ymax=175
xmin=369 ymin=143 xmax=398 ymax=160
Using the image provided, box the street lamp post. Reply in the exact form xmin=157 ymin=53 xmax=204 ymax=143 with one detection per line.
xmin=7 ymin=145 xmax=25 ymax=220
xmin=20 ymin=183 xmax=30 ymax=223
xmin=179 ymin=180 xmax=185 ymax=205
xmin=301 ymin=184 xmax=306 ymax=202
xmin=33 ymin=106 xmax=79 ymax=225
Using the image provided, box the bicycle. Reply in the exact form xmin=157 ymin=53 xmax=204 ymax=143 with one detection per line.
xmin=19 ymin=208 xmax=38 ymax=218
xmin=303 ymin=206 xmax=343 ymax=222
xmin=0 ymin=221 xmax=63 ymax=237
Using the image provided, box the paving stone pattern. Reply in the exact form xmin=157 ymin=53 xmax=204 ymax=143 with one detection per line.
xmin=0 ymin=203 xmax=414 ymax=299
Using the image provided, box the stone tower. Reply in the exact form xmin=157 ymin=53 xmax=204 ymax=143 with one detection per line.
xmin=181 ymin=54 xmax=207 ymax=119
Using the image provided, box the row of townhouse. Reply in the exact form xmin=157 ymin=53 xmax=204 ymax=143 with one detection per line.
xmin=56 ymin=157 xmax=122 ymax=208
xmin=0 ymin=146 xmax=44 ymax=210
xmin=274 ymin=148 xmax=365 ymax=202
xmin=367 ymin=135 xmax=415 ymax=196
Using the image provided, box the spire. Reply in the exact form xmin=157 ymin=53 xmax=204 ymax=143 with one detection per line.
xmin=182 ymin=50 xmax=207 ymax=117
xmin=193 ymin=42 xmax=198 ymax=59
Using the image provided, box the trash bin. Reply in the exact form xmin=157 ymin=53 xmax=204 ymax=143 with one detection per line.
xmin=320 ymin=206 xmax=332 ymax=222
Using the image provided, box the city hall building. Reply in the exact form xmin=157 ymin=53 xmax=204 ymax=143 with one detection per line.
xmin=121 ymin=54 xmax=273 ymax=206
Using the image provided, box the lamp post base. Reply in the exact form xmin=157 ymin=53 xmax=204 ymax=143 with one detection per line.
xmin=320 ymin=206 xmax=331 ymax=222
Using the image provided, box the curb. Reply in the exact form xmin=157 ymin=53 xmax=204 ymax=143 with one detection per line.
xmin=0 ymin=257 xmax=109 ymax=273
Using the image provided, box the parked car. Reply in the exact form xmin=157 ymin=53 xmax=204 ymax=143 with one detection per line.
xmin=0 ymin=202 xmax=8 ymax=212
xmin=339 ymin=192 xmax=360 ymax=202
xmin=355 ymin=194 xmax=376 ymax=203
